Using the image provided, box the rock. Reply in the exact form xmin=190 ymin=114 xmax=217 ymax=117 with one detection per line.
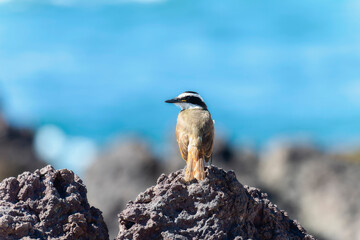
xmin=0 ymin=165 xmax=109 ymax=240
xmin=85 ymin=139 xmax=161 ymax=239
xmin=116 ymin=166 xmax=315 ymax=240
xmin=0 ymin=114 xmax=46 ymax=181
xmin=258 ymin=141 xmax=360 ymax=240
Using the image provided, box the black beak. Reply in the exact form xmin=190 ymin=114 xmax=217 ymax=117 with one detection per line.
xmin=165 ymin=98 xmax=178 ymax=103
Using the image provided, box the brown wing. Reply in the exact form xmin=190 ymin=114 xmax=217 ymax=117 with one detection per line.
xmin=202 ymin=119 xmax=214 ymax=162
xmin=176 ymin=127 xmax=189 ymax=162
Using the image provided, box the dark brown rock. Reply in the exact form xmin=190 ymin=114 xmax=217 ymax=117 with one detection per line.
xmin=116 ymin=166 xmax=315 ymax=240
xmin=0 ymin=165 xmax=109 ymax=240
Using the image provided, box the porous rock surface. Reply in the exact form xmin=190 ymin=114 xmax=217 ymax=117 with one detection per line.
xmin=117 ymin=166 xmax=315 ymax=240
xmin=0 ymin=165 xmax=109 ymax=240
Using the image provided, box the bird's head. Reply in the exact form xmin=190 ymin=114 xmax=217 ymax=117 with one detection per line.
xmin=165 ymin=91 xmax=207 ymax=110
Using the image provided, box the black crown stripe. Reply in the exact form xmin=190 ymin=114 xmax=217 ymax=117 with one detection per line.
xmin=184 ymin=91 xmax=199 ymax=94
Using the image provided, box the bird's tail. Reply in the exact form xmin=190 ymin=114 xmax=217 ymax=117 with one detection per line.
xmin=185 ymin=146 xmax=205 ymax=181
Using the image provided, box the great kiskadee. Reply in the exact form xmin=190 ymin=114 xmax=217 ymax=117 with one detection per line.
xmin=165 ymin=91 xmax=214 ymax=181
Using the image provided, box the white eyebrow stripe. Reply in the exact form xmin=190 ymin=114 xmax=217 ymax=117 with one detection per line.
xmin=177 ymin=92 xmax=204 ymax=102
xmin=174 ymin=102 xmax=202 ymax=110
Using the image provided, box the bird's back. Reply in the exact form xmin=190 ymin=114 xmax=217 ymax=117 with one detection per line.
xmin=176 ymin=109 xmax=214 ymax=162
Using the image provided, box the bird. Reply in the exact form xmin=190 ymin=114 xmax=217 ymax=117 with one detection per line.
xmin=165 ymin=91 xmax=214 ymax=181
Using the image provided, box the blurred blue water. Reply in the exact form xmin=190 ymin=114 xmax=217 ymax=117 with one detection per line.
xmin=1 ymin=0 xmax=360 ymax=169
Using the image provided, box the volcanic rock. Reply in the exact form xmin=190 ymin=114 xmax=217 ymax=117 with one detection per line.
xmin=116 ymin=166 xmax=315 ymax=240
xmin=0 ymin=165 xmax=109 ymax=240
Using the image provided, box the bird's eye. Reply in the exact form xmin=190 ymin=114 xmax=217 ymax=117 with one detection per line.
xmin=181 ymin=99 xmax=186 ymax=102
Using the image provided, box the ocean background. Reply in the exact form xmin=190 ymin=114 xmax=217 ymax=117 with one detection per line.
xmin=1 ymin=0 xmax=360 ymax=173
